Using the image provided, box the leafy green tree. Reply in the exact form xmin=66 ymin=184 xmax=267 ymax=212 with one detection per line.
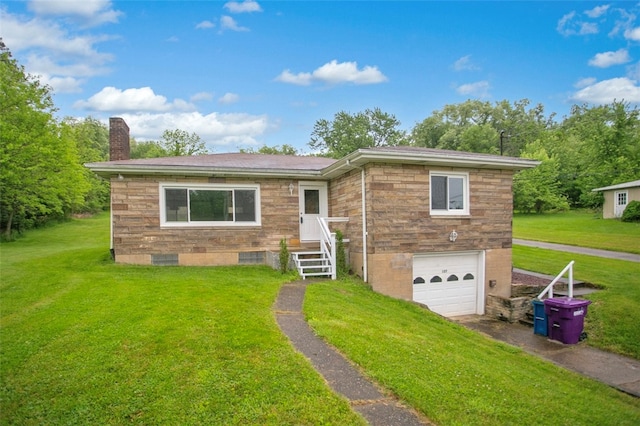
xmin=309 ymin=108 xmax=407 ymax=158
xmin=513 ymin=142 xmax=569 ymax=213
xmin=0 ymin=41 xmax=88 ymax=238
xmin=240 ymin=144 xmax=299 ymax=155
xmin=560 ymin=102 xmax=640 ymax=208
xmin=130 ymin=138 xmax=169 ymax=159
xmin=160 ymin=129 xmax=209 ymax=156
xmin=61 ymin=117 xmax=110 ymax=212
xmin=411 ymin=99 xmax=553 ymax=156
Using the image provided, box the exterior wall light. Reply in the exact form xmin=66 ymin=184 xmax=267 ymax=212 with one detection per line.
xmin=289 ymin=183 xmax=295 ymax=196
xmin=449 ymin=230 xmax=458 ymax=242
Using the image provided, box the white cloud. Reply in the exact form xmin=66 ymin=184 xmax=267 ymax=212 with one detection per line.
xmin=28 ymin=0 xmax=122 ymax=27
xmin=191 ymin=92 xmax=214 ymax=102
xmin=276 ymin=60 xmax=388 ymax=86
xmin=276 ymin=70 xmax=313 ymax=86
xmin=584 ymin=5 xmax=610 ymax=19
xmin=119 ymin=111 xmax=270 ymax=148
xmin=574 ymin=77 xmax=597 ymax=89
xmin=557 ymin=10 xmax=599 ymax=36
xmin=74 ymin=87 xmax=196 ymax=112
xmin=455 ymin=81 xmax=491 ymax=98
xmin=626 ymin=62 xmax=640 ymax=80
xmin=588 ymin=48 xmax=631 ymax=68
xmin=196 ymin=20 xmax=215 ymax=30
xmin=571 ymin=77 xmax=640 ymax=104
xmin=218 ymin=92 xmax=240 ymax=104
xmin=624 ymin=27 xmax=640 ymax=41
xmin=223 ymin=0 xmax=262 ymax=14
xmin=452 ymin=55 xmax=479 ymax=72
xmin=1 ymin=10 xmax=114 ymax=61
xmin=166 ymin=36 xmax=179 ymax=43
xmin=220 ymin=15 xmax=249 ymax=32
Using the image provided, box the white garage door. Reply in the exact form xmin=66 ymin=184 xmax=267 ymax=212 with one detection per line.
xmin=413 ymin=252 xmax=483 ymax=317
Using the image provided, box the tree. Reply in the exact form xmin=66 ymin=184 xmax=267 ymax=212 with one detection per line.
xmin=239 ymin=144 xmax=299 ymax=155
xmin=513 ymin=142 xmax=569 ymax=213
xmin=130 ymin=138 xmax=169 ymax=159
xmin=559 ymin=102 xmax=640 ymax=208
xmin=411 ymin=99 xmax=554 ymax=156
xmin=0 ymin=41 xmax=88 ymax=238
xmin=61 ymin=117 xmax=110 ymax=212
xmin=159 ymin=129 xmax=208 ymax=156
xmin=309 ymin=108 xmax=407 ymax=158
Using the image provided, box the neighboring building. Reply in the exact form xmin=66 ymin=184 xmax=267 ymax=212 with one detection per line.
xmin=592 ymin=180 xmax=640 ymax=219
xmin=86 ymin=118 xmax=538 ymax=318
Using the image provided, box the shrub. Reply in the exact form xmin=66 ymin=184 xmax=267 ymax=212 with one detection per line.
xmin=621 ymin=200 xmax=640 ymax=222
xmin=279 ymin=238 xmax=290 ymax=273
xmin=335 ymin=230 xmax=348 ymax=278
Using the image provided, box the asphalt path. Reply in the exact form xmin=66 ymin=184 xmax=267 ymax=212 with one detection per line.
xmin=513 ymin=239 xmax=640 ymax=263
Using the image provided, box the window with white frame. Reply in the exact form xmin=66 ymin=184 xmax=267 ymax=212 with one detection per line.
xmin=429 ymin=172 xmax=469 ymax=215
xmin=160 ymin=183 xmax=260 ymax=226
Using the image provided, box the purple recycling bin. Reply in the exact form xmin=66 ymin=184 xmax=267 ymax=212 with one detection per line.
xmin=544 ymin=297 xmax=592 ymax=344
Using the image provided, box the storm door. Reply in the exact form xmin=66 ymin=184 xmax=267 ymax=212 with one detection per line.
xmin=299 ymin=182 xmax=328 ymax=241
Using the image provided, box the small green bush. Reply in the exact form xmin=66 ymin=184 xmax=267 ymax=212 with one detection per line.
xmin=279 ymin=238 xmax=290 ymax=273
xmin=621 ymin=200 xmax=640 ymax=222
xmin=335 ymin=230 xmax=348 ymax=278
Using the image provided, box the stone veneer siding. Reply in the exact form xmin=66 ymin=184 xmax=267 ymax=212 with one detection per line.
xmin=329 ymin=163 xmax=515 ymax=304
xmin=112 ymin=175 xmax=304 ymax=265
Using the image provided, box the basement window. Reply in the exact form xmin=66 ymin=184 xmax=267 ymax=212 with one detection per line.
xmin=429 ymin=172 xmax=469 ymax=216
xmin=160 ymin=183 xmax=260 ymax=227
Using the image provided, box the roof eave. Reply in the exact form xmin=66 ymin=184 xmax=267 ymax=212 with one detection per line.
xmin=84 ymin=163 xmax=325 ymax=179
xmin=322 ymin=149 xmax=540 ymax=178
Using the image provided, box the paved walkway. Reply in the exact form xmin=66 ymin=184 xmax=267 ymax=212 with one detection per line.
xmin=274 ymin=282 xmax=431 ymax=425
xmin=455 ymin=315 xmax=640 ymax=397
xmin=273 ymin=241 xmax=639 ymax=425
xmin=513 ymin=239 xmax=640 ymax=262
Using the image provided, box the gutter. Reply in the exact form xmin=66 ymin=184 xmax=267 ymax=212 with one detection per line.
xmin=84 ymin=163 xmax=327 ymax=180
xmin=345 ymin=160 xmax=368 ymax=282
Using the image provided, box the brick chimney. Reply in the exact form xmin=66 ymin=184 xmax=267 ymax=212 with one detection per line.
xmin=109 ymin=117 xmax=130 ymax=161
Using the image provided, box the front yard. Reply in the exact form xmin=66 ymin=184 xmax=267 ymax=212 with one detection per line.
xmin=1 ymin=213 xmax=639 ymax=424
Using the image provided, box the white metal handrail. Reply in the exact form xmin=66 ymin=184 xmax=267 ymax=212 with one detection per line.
xmin=318 ymin=217 xmax=349 ymax=280
xmin=537 ymin=260 xmax=575 ymax=300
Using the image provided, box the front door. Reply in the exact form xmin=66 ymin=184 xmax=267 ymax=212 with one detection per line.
xmin=299 ymin=182 xmax=328 ymax=242
xmin=614 ymin=190 xmax=628 ymax=218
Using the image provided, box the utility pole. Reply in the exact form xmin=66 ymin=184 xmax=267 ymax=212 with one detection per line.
xmin=499 ymin=130 xmax=509 ymax=156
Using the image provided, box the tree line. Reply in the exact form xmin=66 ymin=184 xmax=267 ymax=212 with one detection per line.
xmin=2 ymin=40 xmax=639 ymax=239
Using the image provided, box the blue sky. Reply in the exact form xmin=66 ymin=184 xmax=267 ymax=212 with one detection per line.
xmin=3 ymin=1 xmax=640 ymax=153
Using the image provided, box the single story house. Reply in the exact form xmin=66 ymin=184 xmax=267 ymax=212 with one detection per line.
xmin=592 ymin=179 xmax=640 ymax=219
xmin=86 ymin=118 xmax=539 ymax=318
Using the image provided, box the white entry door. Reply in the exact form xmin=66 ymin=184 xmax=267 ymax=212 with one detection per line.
xmin=299 ymin=182 xmax=328 ymax=242
xmin=614 ymin=191 xmax=628 ymax=218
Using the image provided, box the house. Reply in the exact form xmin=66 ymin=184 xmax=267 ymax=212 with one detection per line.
xmin=592 ymin=179 xmax=640 ymax=219
xmin=86 ymin=117 xmax=539 ymax=318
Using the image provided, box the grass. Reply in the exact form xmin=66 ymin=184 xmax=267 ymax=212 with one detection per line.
xmin=513 ymin=246 xmax=640 ymax=359
xmin=513 ymin=210 xmax=640 ymax=359
xmin=513 ymin=210 xmax=640 ymax=254
xmin=2 ymin=213 xmax=640 ymax=425
xmin=304 ymin=279 xmax=640 ymax=425
xmin=1 ymin=214 xmax=363 ymax=425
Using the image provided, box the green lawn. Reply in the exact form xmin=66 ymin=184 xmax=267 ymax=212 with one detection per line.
xmin=2 ymin=214 xmax=639 ymax=425
xmin=513 ymin=211 xmax=640 ymax=359
xmin=0 ymin=214 xmax=363 ymax=425
xmin=304 ymin=279 xmax=640 ymax=425
xmin=513 ymin=210 xmax=640 ymax=254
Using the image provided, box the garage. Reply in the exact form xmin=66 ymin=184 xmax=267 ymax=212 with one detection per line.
xmin=412 ymin=251 xmax=484 ymax=317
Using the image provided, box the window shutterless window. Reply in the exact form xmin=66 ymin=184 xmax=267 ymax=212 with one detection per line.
xmin=160 ymin=183 xmax=260 ymax=227
xmin=429 ymin=172 xmax=469 ymax=215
